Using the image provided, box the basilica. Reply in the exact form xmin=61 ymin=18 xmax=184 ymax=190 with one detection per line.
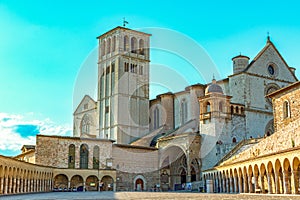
xmin=0 ymin=26 xmax=299 ymax=195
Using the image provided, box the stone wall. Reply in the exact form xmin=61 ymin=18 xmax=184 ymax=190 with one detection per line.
xmin=112 ymin=144 xmax=159 ymax=191
xmin=222 ymin=83 xmax=300 ymax=165
xmin=35 ymin=135 xmax=113 ymax=169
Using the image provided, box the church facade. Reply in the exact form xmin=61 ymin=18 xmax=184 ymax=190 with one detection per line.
xmin=0 ymin=26 xmax=299 ymax=195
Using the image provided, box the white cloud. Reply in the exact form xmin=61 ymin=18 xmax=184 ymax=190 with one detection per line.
xmin=0 ymin=112 xmax=72 ymax=155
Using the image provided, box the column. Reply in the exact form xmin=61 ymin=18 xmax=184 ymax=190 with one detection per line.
xmin=238 ymin=176 xmax=243 ymax=193
xmin=248 ymin=176 xmax=253 ymax=193
xmin=267 ymin=173 xmax=273 ymax=194
xmin=9 ymin=177 xmax=12 ymax=193
xmin=275 ymin=172 xmax=280 ymax=194
xmin=260 ymin=175 xmax=265 ymax=193
xmin=20 ymin=178 xmax=23 ymax=193
xmin=234 ymin=176 xmax=238 ymax=193
xmin=68 ymin=181 xmax=71 ymax=190
xmin=254 ymin=175 xmax=259 ymax=192
xmin=17 ymin=178 xmax=20 ymax=193
xmin=0 ymin=177 xmax=3 ymax=194
xmin=24 ymin=179 xmax=27 ymax=193
xmin=291 ymin=171 xmax=298 ymax=194
xmin=4 ymin=177 xmax=8 ymax=194
xmin=222 ymin=178 xmax=226 ymax=193
xmin=83 ymin=181 xmax=86 ymax=192
xmin=283 ymin=171 xmax=291 ymax=194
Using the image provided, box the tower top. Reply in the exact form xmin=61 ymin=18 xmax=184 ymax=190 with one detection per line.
xmin=96 ymin=26 xmax=152 ymax=39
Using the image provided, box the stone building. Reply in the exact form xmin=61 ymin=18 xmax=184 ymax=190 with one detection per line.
xmin=0 ymin=26 xmax=299 ymax=196
xmin=202 ymin=81 xmax=300 ymax=194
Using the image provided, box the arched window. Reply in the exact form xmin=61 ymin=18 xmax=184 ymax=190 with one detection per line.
xmin=235 ymin=106 xmax=239 ymax=114
xmin=81 ymin=114 xmax=91 ymax=136
xmin=107 ymin=38 xmax=111 ymax=54
xmin=139 ymin=39 xmax=144 ymax=55
xmin=101 ymin=40 xmax=106 ymax=56
xmin=181 ymin=99 xmax=188 ymax=125
xmin=206 ymin=102 xmax=211 ymax=113
xmin=80 ymin=144 xmax=89 ymax=169
xmin=131 ymin=37 xmax=137 ymax=53
xmin=231 ymin=105 xmax=234 ymax=114
xmin=154 ymin=107 xmax=160 ymax=129
xmin=112 ymin=36 xmax=116 ymax=52
xmin=124 ymin=35 xmax=129 ymax=51
xmin=93 ymin=146 xmax=100 ymax=169
xmin=68 ymin=144 xmax=75 ymax=169
xmin=232 ymin=137 xmax=237 ymax=143
xmin=283 ymin=100 xmax=290 ymax=119
xmin=219 ymin=101 xmax=223 ymax=112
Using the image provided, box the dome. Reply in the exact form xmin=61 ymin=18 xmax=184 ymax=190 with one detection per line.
xmin=205 ymin=79 xmax=223 ymax=95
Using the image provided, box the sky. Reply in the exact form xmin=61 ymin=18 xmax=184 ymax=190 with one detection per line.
xmin=1 ymin=0 xmax=300 ymax=156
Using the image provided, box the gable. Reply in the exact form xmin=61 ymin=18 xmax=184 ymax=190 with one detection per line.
xmin=245 ymin=41 xmax=297 ymax=82
xmin=73 ymin=95 xmax=97 ymax=115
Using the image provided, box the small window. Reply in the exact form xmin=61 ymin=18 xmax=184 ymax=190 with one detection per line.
xmin=206 ymin=102 xmax=211 ymax=113
xmin=235 ymin=106 xmax=239 ymax=114
xmin=139 ymin=66 xmax=143 ymax=75
xmin=111 ymin=63 xmax=115 ymax=73
xmin=219 ymin=102 xmax=223 ymax=112
xmin=232 ymin=137 xmax=237 ymax=143
xmin=84 ymin=103 xmax=88 ymax=110
xmin=105 ymin=106 xmax=109 ymax=113
xmin=124 ymin=62 xmax=129 ymax=72
xmin=283 ymin=100 xmax=290 ymax=119
xmin=106 ymin=66 xmax=110 ymax=74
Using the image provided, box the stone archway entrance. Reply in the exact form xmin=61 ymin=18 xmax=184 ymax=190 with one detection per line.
xmin=71 ymin=175 xmax=84 ymax=191
xmin=135 ymin=178 xmax=144 ymax=191
xmin=54 ymin=174 xmax=68 ymax=190
xmin=86 ymin=175 xmax=99 ymax=191
xmin=159 ymin=145 xmax=187 ymax=191
xmin=101 ymin=176 xmax=114 ymax=191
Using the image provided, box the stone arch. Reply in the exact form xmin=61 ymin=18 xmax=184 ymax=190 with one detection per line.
xmin=292 ymin=157 xmax=300 ymax=194
xmin=238 ymin=167 xmax=244 ymax=193
xmin=54 ymin=174 xmax=68 ymax=190
xmin=107 ymin=37 xmax=111 ymax=54
xmin=242 ymin=166 xmax=249 ymax=193
xmin=100 ymin=175 xmax=114 ymax=191
xmin=71 ymin=175 xmax=84 ymax=191
xmin=124 ymin=35 xmax=129 ymax=51
xmin=112 ymin=36 xmax=116 ymax=52
xmin=86 ymin=175 xmax=99 ymax=191
xmin=275 ymin=159 xmax=283 ymax=194
xmin=133 ymin=175 xmax=147 ymax=191
xmin=283 ymin=158 xmax=292 ymax=194
xmin=131 ymin=37 xmax=137 ymax=53
xmin=248 ymin=165 xmax=254 ymax=193
xmin=139 ymin=39 xmax=144 ymax=55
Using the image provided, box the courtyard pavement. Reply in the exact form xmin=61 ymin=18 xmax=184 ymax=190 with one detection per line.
xmin=1 ymin=192 xmax=300 ymax=200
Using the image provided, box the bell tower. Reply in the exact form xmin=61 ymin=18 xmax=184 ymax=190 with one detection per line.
xmin=97 ymin=26 xmax=151 ymax=144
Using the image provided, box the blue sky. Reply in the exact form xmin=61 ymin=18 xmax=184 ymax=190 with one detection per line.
xmin=1 ymin=0 xmax=300 ymax=155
